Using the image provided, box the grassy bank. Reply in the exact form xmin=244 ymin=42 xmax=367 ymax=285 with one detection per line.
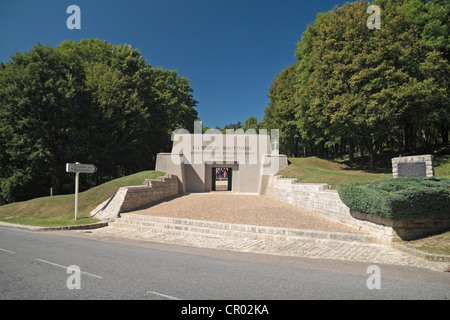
xmin=0 ymin=171 xmax=165 ymax=227
xmin=403 ymin=232 xmax=450 ymax=256
xmin=278 ymin=155 xmax=450 ymax=188
xmin=278 ymin=157 xmax=391 ymax=188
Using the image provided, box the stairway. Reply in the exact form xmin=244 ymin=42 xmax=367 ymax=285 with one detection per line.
xmin=109 ymin=213 xmax=376 ymax=243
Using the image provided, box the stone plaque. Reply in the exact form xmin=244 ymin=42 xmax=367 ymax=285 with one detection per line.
xmin=397 ymin=162 xmax=426 ymax=178
xmin=392 ymin=154 xmax=434 ymax=178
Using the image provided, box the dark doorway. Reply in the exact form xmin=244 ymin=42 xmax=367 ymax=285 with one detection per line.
xmin=212 ymin=167 xmax=232 ymax=191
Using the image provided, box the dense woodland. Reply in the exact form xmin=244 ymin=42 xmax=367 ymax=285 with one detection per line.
xmin=262 ymin=0 xmax=449 ymax=166
xmin=0 ymin=39 xmax=198 ymax=202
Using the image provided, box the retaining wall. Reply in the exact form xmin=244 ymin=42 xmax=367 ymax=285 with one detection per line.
xmin=120 ymin=175 xmax=179 ymax=213
xmin=265 ymin=175 xmax=449 ymax=243
xmin=90 ymin=174 xmax=179 ymax=221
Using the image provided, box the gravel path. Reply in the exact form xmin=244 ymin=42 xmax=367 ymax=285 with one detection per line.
xmin=129 ymin=193 xmax=362 ymax=234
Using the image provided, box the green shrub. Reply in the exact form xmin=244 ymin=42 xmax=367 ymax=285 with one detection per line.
xmin=337 ymin=177 xmax=450 ymax=220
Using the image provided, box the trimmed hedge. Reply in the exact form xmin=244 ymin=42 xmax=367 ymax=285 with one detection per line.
xmin=337 ymin=177 xmax=450 ymax=220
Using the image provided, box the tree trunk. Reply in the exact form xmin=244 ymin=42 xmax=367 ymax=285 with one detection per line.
xmin=439 ymin=123 xmax=449 ymax=144
xmin=294 ymin=139 xmax=299 ymax=158
xmin=358 ymin=143 xmax=365 ymax=164
xmin=51 ymin=174 xmax=60 ymax=196
xmin=347 ymin=139 xmax=354 ymax=164
xmin=365 ymin=141 xmax=375 ymax=170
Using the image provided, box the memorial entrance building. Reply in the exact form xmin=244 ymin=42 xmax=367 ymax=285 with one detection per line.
xmin=155 ymin=132 xmax=288 ymax=194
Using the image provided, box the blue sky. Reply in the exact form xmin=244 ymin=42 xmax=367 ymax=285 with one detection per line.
xmin=0 ymin=0 xmax=350 ymax=129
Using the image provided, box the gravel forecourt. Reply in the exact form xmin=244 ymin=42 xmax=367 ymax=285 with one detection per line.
xmin=129 ymin=193 xmax=362 ymax=234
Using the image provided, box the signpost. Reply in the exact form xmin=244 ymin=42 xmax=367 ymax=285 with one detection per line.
xmin=66 ymin=163 xmax=97 ymax=174
xmin=66 ymin=162 xmax=97 ymax=220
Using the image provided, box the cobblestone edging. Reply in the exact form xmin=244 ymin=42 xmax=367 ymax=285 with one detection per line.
xmin=104 ymin=212 xmax=450 ymax=272
xmin=391 ymin=242 xmax=450 ymax=263
xmin=2 ymin=218 xmax=448 ymax=272
xmin=93 ymin=222 xmax=450 ymax=272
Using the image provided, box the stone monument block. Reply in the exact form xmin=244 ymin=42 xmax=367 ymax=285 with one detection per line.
xmin=391 ymin=154 xmax=434 ymax=178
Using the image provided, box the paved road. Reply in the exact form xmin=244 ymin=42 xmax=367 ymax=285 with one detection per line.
xmin=1 ymin=228 xmax=449 ymax=303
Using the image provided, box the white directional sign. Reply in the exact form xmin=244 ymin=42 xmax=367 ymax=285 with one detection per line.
xmin=66 ymin=163 xmax=97 ymax=174
xmin=66 ymin=162 xmax=97 ymax=220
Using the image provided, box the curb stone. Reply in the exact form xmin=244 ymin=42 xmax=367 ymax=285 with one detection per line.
xmin=0 ymin=221 xmax=109 ymax=232
xmin=391 ymin=242 xmax=450 ymax=271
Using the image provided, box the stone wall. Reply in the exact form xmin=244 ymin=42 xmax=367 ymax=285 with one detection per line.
xmin=350 ymin=210 xmax=450 ymax=243
xmin=120 ymin=175 xmax=179 ymax=213
xmin=265 ymin=175 xmax=449 ymax=243
xmin=90 ymin=174 xmax=179 ymax=221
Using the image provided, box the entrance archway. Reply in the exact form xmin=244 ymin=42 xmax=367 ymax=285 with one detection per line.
xmin=212 ymin=167 xmax=232 ymax=191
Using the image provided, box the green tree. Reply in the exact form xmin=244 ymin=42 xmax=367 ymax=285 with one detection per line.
xmin=263 ymin=65 xmax=302 ymax=157
xmin=269 ymin=0 xmax=450 ymax=167
xmin=220 ymin=121 xmax=243 ymax=133
xmin=243 ymin=116 xmax=260 ymax=132
xmin=58 ymin=39 xmax=198 ymax=173
xmin=0 ymin=44 xmax=85 ymax=201
xmin=0 ymin=39 xmax=198 ymax=203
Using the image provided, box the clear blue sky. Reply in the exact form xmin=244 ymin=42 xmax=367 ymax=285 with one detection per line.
xmin=0 ymin=0 xmax=349 ymax=129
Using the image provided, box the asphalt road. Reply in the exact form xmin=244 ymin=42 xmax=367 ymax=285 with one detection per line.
xmin=1 ymin=227 xmax=449 ymax=304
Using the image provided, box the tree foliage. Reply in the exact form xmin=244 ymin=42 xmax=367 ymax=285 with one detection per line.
xmin=0 ymin=39 xmax=198 ymax=202
xmin=264 ymin=65 xmax=300 ymax=157
xmin=263 ymin=0 xmax=449 ymax=167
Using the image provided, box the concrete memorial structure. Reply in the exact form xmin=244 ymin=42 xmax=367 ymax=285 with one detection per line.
xmin=391 ymin=154 xmax=434 ymax=178
xmin=155 ymin=124 xmax=288 ymax=194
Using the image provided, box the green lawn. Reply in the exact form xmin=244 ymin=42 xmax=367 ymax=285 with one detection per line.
xmin=434 ymin=155 xmax=450 ymax=177
xmin=403 ymin=231 xmax=450 ymax=256
xmin=0 ymin=171 xmax=165 ymax=227
xmin=278 ymin=157 xmax=391 ymax=188
xmin=278 ymin=155 xmax=450 ymax=189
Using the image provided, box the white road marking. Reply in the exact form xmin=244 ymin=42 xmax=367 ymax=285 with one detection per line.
xmin=33 ymin=259 xmax=102 ymax=279
xmin=146 ymin=290 xmax=181 ymax=300
xmin=0 ymin=247 xmax=15 ymax=254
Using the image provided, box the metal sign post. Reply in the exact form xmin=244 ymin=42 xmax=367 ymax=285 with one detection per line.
xmin=74 ymin=169 xmax=80 ymax=220
xmin=66 ymin=162 xmax=97 ymax=220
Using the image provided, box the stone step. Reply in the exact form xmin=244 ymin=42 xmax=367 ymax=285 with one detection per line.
xmin=110 ymin=221 xmax=228 ymax=240
xmin=113 ymin=219 xmax=301 ymax=241
xmin=109 ymin=213 xmax=375 ymax=243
